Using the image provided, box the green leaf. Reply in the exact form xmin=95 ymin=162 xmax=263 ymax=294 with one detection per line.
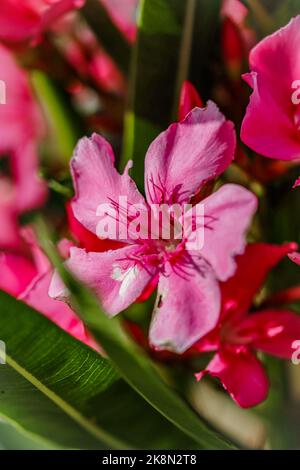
xmin=0 ymin=421 xmax=55 ymax=450
xmin=38 ymin=222 xmax=236 ymax=450
xmin=188 ymin=0 xmax=222 ymax=97
xmin=31 ymin=71 xmax=79 ymax=164
xmin=0 ymin=291 xmax=204 ymax=449
xmin=240 ymin=0 xmax=275 ymax=36
xmin=121 ymin=0 xmax=222 ymax=190
xmin=242 ymin=0 xmax=300 ymax=37
xmin=81 ymin=0 xmax=131 ymax=74
xmin=121 ymin=0 xmax=196 ymax=188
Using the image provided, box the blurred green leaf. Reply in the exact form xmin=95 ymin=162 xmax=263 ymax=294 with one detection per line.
xmin=121 ymin=0 xmax=195 ymax=188
xmin=243 ymin=0 xmax=275 ymax=35
xmin=121 ymin=0 xmax=222 ymax=190
xmin=257 ymin=167 xmax=300 ymax=449
xmin=37 ymin=221 xmax=236 ymax=450
xmin=0 ymin=291 xmax=204 ymax=449
xmin=255 ymin=357 xmax=297 ymax=449
xmin=260 ymin=170 xmax=300 ymax=290
xmin=0 ymin=421 xmax=55 ymax=450
xmin=243 ymin=0 xmax=299 ymax=36
xmin=188 ymin=0 xmax=222 ymax=97
xmin=272 ymin=0 xmax=300 ymax=28
xmin=31 ymin=71 xmax=79 ymax=164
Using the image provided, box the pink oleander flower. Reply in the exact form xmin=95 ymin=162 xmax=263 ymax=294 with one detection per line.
xmin=241 ymin=15 xmax=300 ymax=161
xmin=0 ymin=227 xmax=97 ymax=349
xmin=195 ymin=242 xmax=300 ymax=408
xmin=66 ymin=201 xmax=123 ymax=252
xmin=0 ymin=44 xmax=47 ymax=248
xmin=50 ymin=102 xmax=257 ymax=353
xmin=0 ymin=0 xmax=85 ymax=44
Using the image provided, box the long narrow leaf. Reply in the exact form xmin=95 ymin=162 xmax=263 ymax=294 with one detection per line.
xmin=121 ymin=0 xmax=195 ymax=188
xmin=0 ymin=291 xmax=200 ymax=449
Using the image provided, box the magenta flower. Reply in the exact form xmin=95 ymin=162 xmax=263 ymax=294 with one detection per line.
xmin=99 ymin=0 xmax=139 ymax=43
xmin=178 ymin=81 xmax=203 ymax=121
xmin=195 ymin=242 xmax=300 ymax=408
xmin=0 ymin=0 xmax=85 ymax=44
xmin=0 ymin=227 xmax=98 ymax=350
xmin=50 ymin=102 xmax=257 ymax=353
xmin=0 ymin=44 xmax=47 ymax=248
xmin=289 ymin=251 xmax=300 ymax=265
xmin=241 ymin=15 xmax=300 ymax=161
xmin=62 ymin=22 xmax=126 ymax=96
xmin=222 ymin=0 xmax=248 ymax=25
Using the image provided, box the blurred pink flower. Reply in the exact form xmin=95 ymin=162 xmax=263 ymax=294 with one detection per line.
xmin=0 ymin=227 xmax=98 ymax=350
xmin=63 ymin=25 xmax=125 ymax=95
xmin=89 ymin=48 xmax=125 ymax=94
xmin=293 ymin=176 xmax=300 ymax=188
xmin=288 ymin=251 xmax=300 ymax=266
xmin=50 ymin=103 xmax=257 ymax=353
xmin=0 ymin=248 xmax=37 ymax=298
xmin=0 ymin=0 xmax=85 ymax=44
xmin=222 ymin=0 xmax=247 ymax=25
xmin=241 ymin=15 xmax=300 ymax=161
xmin=0 ymin=44 xmax=47 ymax=248
xmin=222 ymin=0 xmax=255 ymax=47
xmin=195 ymin=242 xmax=300 ymax=408
xmin=221 ymin=0 xmax=255 ymax=82
xmin=99 ymin=0 xmax=139 ymax=43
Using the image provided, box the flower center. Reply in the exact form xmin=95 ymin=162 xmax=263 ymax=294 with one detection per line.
xmin=140 ymin=237 xmax=186 ymax=270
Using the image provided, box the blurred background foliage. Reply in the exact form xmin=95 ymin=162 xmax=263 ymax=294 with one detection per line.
xmin=1 ymin=0 xmax=300 ymax=450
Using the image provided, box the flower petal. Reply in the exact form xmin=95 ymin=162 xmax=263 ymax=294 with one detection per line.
xmin=71 ymin=133 xmax=146 ymax=238
xmin=193 ymin=328 xmax=220 ymax=353
xmin=197 ymin=184 xmax=257 ymax=281
xmin=241 ymin=16 xmax=300 ymax=160
xmin=12 ymin=141 xmax=47 ymax=212
xmin=21 ymin=270 xmax=98 ymax=351
xmin=178 ymin=81 xmax=203 ymax=121
xmin=0 ymin=252 xmax=36 ymax=296
xmin=0 ymin=43 xmax=43 ymax=150
xmin=66 ymin=201 xmax=123 ymax=252
xmin=0 ymin=194 xmax=20 ymax=249
xmin=238 ymin=309 xmax=300 ymax=359
xmin=0 ymin=44 xmax=46 ymax=239
xmin=99 ymin=0 xmax=138 ymax=43
xmin=293 ymin=176 xmax=300 ymax=188
xmin=0 ymin=0 xmax=84 ymax=43
xmin=289 ymin=251 xmax=300 ymax=265
xmin=144 ymin=102 xmax=236 ymax=204
xmin=196 ymin=347 xmax=269 ymax=408
xmin=222 ymin=242 xmax=297 ymax=317
xmin=149 ymin=262 xmax=221 ymax=353
xmin=49 ymin=245 xmax=157 ymax=316
xmin=222 ymin=0 xmax=248 ymax=26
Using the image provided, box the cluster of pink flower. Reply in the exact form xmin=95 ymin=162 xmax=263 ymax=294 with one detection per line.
xmin=1 ymin=0 xmax=300 ymax=409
